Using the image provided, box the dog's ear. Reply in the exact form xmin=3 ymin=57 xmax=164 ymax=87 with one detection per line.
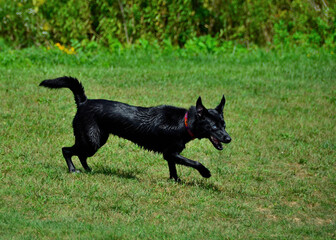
xmin=196 ymin=96 xmax=207 ymax=118
xmin=215 ymin=95 xmax=226 ymax=113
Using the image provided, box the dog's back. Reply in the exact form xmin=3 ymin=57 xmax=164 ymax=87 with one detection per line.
xmin=75 ymin=99 xmax=188 ymax=153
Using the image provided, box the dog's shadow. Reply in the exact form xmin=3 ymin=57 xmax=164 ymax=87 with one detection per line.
xmin=89 ymin=167 xmax=223 ymax=192
xmin=90 ymin=166 xmax=139 ymax=180
xmin=179 ymin=179 xmax=223 ymax=193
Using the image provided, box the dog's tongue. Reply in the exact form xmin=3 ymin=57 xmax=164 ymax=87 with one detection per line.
xmin=210 ymin=136 xmax=223 ymax=150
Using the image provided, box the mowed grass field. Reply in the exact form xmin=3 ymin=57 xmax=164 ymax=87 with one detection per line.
xmin=1 ymin=50 xmax=335 ymax=239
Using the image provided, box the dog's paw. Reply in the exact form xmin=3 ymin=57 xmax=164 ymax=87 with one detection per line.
xmin=169 ymin=176 xmax=181 ymax=182
xmin=174 ymin=177 xmax=181 ymax=183
xmin=69 ymin=169 xmax=81 ymax=174
xmin=199 ymin=167 xmax=211 ymax=178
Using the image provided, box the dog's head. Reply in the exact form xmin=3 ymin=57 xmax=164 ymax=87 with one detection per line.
xmin=194 ymin=95 xmax=231 ymax=150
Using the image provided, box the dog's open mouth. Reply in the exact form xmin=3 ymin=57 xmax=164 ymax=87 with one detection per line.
xmin=210 ymin=135 xmax=223 ymax=150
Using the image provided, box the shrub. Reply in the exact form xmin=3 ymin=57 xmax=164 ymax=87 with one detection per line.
xmin=0 ymin=0 xmax=335 ymax=48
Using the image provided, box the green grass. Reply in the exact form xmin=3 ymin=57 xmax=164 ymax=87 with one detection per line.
xmin=1 ymin=48 xmax=335 ymax=239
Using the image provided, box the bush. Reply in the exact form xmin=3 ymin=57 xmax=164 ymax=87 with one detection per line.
xmin=0 ymin=0 xmax=335 ymax=49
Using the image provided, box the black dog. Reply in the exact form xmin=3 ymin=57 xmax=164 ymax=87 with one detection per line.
xmin=39 ymin=76 xmax=231 ymax=181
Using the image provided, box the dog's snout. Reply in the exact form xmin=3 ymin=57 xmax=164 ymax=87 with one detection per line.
xmin=224 ymin=135 xmax=231 ymax=143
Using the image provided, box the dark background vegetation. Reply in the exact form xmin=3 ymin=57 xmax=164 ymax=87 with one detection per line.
xmin=0 ymin=0 xmax=335 ymax=49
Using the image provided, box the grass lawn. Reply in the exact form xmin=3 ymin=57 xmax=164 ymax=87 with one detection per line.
xmin=1 ymin=49 xmax=335 ymax=239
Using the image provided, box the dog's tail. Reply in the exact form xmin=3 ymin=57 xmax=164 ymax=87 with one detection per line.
xmin=39 ymin=76 xmax=87 ymax=106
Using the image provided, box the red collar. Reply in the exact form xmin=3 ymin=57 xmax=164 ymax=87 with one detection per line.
xmin=184 ymin=112 xmax=195 ymax=139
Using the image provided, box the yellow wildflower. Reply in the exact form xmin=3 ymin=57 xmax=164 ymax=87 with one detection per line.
xmin=54 ymin=43 xmax=76 ymax=55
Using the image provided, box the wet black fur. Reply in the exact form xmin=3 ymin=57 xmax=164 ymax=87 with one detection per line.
xmin=39 ymin=76 xmax=231 ymax=181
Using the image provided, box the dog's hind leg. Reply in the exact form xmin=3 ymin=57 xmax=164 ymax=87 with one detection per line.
xmin=79 ymin=155 xmax=91 ymax=172
xmin=62 ymin=146 xmax=80 ymax=173
xmin=71 ymin=121 xmax=107 ymax=173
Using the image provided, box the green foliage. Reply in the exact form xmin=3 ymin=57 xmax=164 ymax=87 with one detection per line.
xmin=0 ymin=0 xmax=335 ymax=48
xmin=1 ymin=36 xmax=335 ymax=68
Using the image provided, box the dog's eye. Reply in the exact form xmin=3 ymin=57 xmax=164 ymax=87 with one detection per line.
xmin=212 ymin=125 xmax=218 ymax=130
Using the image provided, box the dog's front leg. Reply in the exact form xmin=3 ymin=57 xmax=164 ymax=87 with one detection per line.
xmin=174 ymin=153 xmax=211 ymax=178
xmin=164 ymin=152 xmax=211 ymax=180
xmin=167 ymin=160 xmax=180 ymax=182
xmin=164 ymin=152 xmax=180 ymax=181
